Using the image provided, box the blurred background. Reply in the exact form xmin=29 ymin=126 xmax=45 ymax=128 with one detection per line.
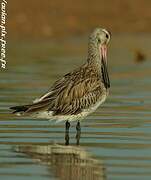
xmin=9 ymin=0 xmax=151 ymax=40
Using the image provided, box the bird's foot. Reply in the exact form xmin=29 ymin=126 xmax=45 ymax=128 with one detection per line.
xmin=65 ymin=121 xmax=70 ymax=145
xmin=65 ymin=131 xmax=69 ymax=145
xmin=76 ymin=121 xmax=81 ymax=145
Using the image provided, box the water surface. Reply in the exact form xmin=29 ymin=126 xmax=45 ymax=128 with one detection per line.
xmin=1 ymin=35 xmax=151 ymax=180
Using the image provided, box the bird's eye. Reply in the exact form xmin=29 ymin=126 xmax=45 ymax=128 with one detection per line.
xmin=106 ymin=34 xmax=109 ymax=39
xmin=98 ymin=39 xmax=101 ymax=43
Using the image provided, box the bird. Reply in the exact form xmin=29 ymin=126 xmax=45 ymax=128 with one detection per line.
xmin=10 ymin=28 xmax=111 ymax=134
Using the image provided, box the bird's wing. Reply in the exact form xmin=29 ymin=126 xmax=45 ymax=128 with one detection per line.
xmin=26 ymin=66 xmax=104 ymax=115
xmin=51 ymin=79 xmax=103 ymax=115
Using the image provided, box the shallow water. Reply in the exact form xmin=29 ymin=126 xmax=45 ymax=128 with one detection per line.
xmin=1 ymin=35 xmax=151 ymax=180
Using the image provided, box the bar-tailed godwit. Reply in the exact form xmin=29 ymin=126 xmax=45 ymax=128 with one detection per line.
xmin=10 ymin=28 xmax=111 ymax=135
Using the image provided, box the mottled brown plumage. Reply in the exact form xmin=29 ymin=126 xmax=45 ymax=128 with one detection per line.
xmin=10 ymin=28 xmax=111 ymax=122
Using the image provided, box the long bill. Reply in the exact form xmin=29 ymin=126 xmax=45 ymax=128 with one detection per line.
xmin=100 ymin=44 xmax=110 ymax=89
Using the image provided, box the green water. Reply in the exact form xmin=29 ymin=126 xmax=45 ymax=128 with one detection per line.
xmin=1 ymin=35 xmax=151 ymax=180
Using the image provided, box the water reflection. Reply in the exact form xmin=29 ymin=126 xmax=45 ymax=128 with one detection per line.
xmin=3 ymin=36 xmax=151 ymax=180
xmin=14 ymin=143 xmax=106 ymax=180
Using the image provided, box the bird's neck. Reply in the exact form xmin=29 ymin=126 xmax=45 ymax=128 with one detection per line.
xmin=87 ymin=42 xmax=102 ymax=73
xmin=87 ymin=42 xmax=110 ymax=89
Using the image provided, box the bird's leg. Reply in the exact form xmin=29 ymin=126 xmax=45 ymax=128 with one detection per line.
xmin=65 ymin=121 xmax=70 ymax=145
xmin=76 ymin=121 xmax=81 ymax=131
xmin=76 ymin=121 xmax=81 ymax=145
xmin=65 ymin=120 xmax=70 ymax=131
xmin=65 ymin=131 xmax=69 ymax=145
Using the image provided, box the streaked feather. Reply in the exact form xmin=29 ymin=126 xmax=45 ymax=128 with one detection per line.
xmin=10 ymin=27 xmax=111 ymax=121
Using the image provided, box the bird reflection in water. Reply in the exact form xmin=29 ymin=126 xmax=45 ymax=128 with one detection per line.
xmin=14 ymin=143 xmax=106 ymax=180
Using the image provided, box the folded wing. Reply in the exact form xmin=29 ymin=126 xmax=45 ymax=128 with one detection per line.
xmin=11 ymin=66 xmax=104 ymax=115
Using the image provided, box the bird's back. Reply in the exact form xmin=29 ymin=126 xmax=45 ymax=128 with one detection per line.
xmin=10 ymin=62 xmax=108 ymax=120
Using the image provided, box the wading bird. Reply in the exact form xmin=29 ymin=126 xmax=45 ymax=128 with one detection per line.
xmin=10 ymin=28 xmax=111 ymax=143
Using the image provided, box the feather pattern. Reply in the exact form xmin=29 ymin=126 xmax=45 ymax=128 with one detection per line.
xmin=10 ymin=27 xmax=111 ymax=121
xmin=34 ymin=63 xmax=106 ymax=115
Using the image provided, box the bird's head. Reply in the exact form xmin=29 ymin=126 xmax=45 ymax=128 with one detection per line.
xmin=88 ymin=28 xmax=111 ymax=65
xmin=88 ymin=28 xmax=111 ymax=88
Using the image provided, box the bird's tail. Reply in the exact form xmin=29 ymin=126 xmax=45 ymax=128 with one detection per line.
xmin=10 ymin=105 xmax=31 ymax=115
xmin=10 ymin=99 xmax=52 ymax=115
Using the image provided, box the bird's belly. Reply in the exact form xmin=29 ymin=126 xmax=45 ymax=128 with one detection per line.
xmin=34 ymin=92 xmax=108 ymax=122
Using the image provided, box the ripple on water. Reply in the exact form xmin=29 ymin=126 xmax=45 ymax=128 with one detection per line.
xmin=1 ymin=37 xmax=151 ymax=179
